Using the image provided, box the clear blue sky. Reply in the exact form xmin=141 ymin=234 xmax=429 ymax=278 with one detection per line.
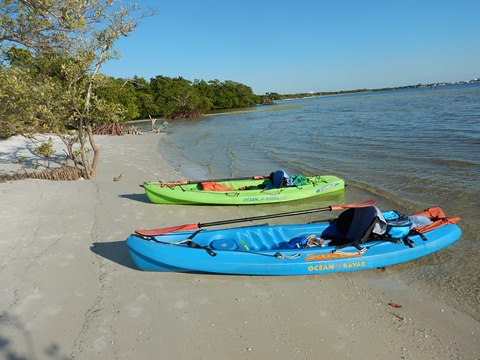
xmin=101 ymin=0 xmax=480 ymax=94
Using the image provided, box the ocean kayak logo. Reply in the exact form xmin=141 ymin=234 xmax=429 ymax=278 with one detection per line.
xmin=305 ymin=252 xmax=366 ymax=272
xmin=316 ymin=182 xmax=341 ymax=193
xmin=242 ymin=196 xmax=286 ymax=203
xmin=308 ymin=261 xmax=366 ymax=272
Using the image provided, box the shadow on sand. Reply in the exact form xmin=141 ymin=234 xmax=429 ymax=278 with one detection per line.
xmin=0 ymin=311 xmax=70 ymax=360
xmin=90 ymin=241 xmax=138 ymax=270
xmin=119 ymin=193 xmax=151 ymax=203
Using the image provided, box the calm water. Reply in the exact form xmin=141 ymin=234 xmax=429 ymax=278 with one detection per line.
xmin=156 ymin=84 xmax=480 ymax=319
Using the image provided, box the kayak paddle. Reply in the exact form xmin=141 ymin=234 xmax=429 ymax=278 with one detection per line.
xmin=147 ymin=175 xmax=268 ymax=187
xmin=135 ymin=200 xmax=376 ymax=236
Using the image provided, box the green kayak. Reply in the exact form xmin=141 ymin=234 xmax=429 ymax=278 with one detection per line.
xmin=143 ymin=174 xmax=345 ymax=205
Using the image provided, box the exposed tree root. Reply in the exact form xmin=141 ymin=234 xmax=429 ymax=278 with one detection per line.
xmin=0 ymin=167 xmax=86 ymax=182
xmin=92 ymin=122 xmax=124 ymax=135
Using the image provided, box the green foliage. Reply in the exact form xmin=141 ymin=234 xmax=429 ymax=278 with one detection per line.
xmin=35 ymin=140 xmax=55 ymax=158
xmin=0 ymin=63 xmax=67 ymax=137
xmin=94 ymin=76 xmax=137 ymax=120
xmin=205 ymin=79 xmax=259 ymax=111
xmin=113 ymin=76 xmax=261 ymax=120
xmin=0 ymin=0 xmax=150 ymax=178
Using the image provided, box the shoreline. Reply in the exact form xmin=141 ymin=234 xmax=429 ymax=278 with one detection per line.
xmin=0 ymin=133 xmax=479 ymax=359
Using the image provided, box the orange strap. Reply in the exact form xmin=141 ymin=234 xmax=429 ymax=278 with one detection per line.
xmin=412 ymin=206 xmax=460 ymax=233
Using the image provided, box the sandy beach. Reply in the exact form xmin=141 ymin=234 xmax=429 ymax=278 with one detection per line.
xmin=0 ymin=133 xmax=479 ymax=360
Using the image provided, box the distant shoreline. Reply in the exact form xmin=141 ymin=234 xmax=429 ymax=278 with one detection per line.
xmin=271 ymin=78 xmax=480 ymax=101
xmin=128 ymin=81 xmax=480 ymax=123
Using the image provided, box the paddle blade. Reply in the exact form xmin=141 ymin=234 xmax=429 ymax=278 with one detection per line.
xmin=135 ymin=223 xmax=199 ymax=236
xmin=330 ymin=200 xmax=376 ymax=211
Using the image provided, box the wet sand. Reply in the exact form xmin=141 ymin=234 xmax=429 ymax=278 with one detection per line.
xmin=0 ymin=133 xmax=478 ymax=360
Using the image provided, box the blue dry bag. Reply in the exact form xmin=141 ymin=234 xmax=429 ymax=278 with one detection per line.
xmin=382 ymin=210 xmax=412 ymax=240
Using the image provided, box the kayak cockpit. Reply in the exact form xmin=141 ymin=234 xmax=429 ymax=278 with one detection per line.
xmin=191 ymin=223 xmax=333 ymax=252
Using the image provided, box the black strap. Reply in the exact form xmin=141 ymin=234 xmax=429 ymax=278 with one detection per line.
xmin=135 ymin=232 xmax=217 ymax=257
xmin=403 ymin=236 xmax=414 ymax=248
xmin=180 ymin=230 xmax=215 ymax=256
xmin=186 ymin=240 xmax=217 ymax=257
xmin=186 ymin=229 xmax=202 ymax=241
xmin=375 ymin=233 xmax=402 ymax=244
xmin=408 ymin=228 xmax=428 ymax=242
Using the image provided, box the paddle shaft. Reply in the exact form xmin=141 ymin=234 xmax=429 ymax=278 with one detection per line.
xmin=160 ymin=175 xmax=268 ymax=186
xmin=198 ymin=200 xmax=375 ymax=228
xmin=135 ymin=200 xmax=376 ymax=236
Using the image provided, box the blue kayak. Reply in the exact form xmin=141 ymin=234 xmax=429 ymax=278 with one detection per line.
xmin=126 ymin=210 xmax=461 ymax=275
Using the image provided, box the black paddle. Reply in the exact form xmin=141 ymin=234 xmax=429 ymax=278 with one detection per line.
xmin=146 ymin=175 xmax=268 ymax=187
xmin=135 ymin=200 xmax=376 ymax=236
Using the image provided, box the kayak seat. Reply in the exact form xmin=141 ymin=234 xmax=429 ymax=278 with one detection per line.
xmin=265 ymin=169 xmax=290 ymax=190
